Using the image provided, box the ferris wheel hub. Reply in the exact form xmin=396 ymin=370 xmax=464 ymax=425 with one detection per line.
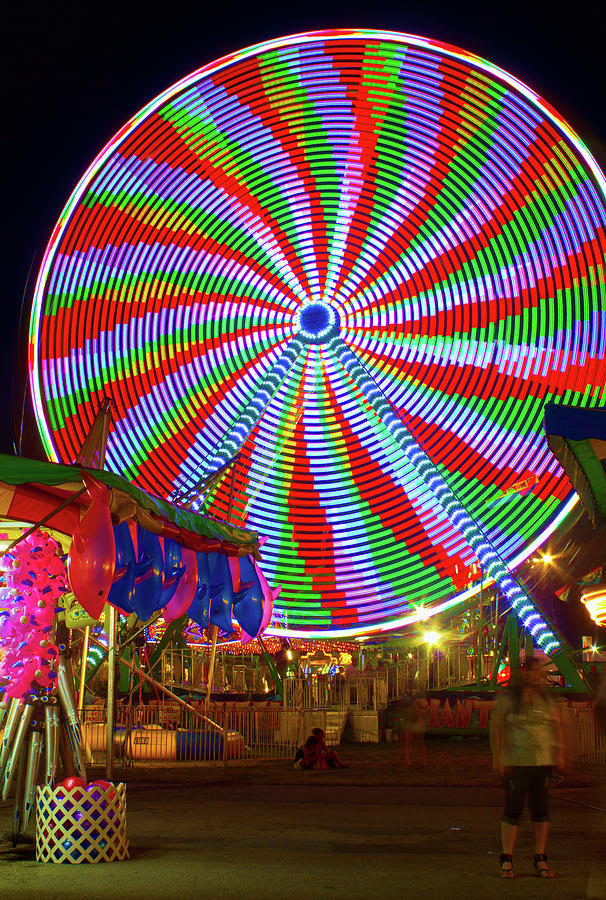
xmin=296 ymin=301 xmax=339 ymax=342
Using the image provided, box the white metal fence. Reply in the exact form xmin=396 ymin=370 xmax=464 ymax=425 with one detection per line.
xmin=82 ymin=701 xmax=298 ymax=764
xmin=79 ymin=700 xmax=606 ymax=766
xmin=561 ymin=707 xmax=606 ymax=765
xmin=283 ymin=675 xmax=387 ymax=710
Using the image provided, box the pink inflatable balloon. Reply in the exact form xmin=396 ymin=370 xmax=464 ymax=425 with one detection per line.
xmin=231 ymin=553 xmax=277 ymax=644
xmin=68 ymin=473 xmax=116 ymax=620
xmin=163 ymin=547 xmax=197 ymax=623
xmin=0 ymin=528 xmax=67 ymax=700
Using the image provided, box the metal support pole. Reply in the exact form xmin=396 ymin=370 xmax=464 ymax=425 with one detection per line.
xmin=258 ymin=636 xmax=284 ymax=697
xmin=6 ymin=487 xmax=87 ymax=552
xmin=105 ymin=605 xmax=116 ymax=781
xmin=87 ymin=631 xmax=223 ymax=729
xmin=205 ymin=626 xmax=219 ymax=714
xmin=77 ymin=626 xmax=90 ymax=715
xmin=477 ymin=584 xmax=483 ymax=685
xmin=508 ymin=614 xmax=521 ymax=680
xmin=227 ymin=458 xmax=238 ymax=523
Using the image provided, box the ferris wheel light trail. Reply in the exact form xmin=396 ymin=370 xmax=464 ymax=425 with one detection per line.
xmin=29 ymin=31 xmax=606 ymax=640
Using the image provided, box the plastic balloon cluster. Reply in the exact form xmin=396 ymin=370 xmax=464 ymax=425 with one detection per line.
xmin=66 ymin=473 xmax=279 ymax=642
xmin=103 ymin=523 xmax=279 ymax=643
xmin=0 ymin=531 xmax=67 ymax=701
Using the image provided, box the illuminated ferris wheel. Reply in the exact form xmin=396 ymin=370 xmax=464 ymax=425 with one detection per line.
xmin=30 ymin=30 xmax=606 ymax=639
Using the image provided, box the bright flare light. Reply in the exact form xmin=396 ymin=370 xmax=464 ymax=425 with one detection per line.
xmin=423 ymin=631 xmax=441 ymax=645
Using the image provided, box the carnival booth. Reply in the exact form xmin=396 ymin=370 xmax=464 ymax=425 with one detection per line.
xmin=0 ymin=452 xmax=275 ymax=845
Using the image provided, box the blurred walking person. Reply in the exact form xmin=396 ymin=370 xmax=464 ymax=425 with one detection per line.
xmin=490 ymin=656 xmax=564 ymax=878
xmin=402 ymin=691 xmax=429 ymax=766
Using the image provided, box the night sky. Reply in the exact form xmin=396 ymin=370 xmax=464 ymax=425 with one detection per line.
xmin=4 ymin=0 xmax=605 ymax=459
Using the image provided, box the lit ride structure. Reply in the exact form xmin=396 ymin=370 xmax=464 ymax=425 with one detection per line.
xmin=28 ymin=31 xmax=606 ymax=682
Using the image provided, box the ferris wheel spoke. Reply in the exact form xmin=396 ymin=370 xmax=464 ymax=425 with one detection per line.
xmin=187 ymin=336 xmax=307 ymax=497
xmin=319 ymin=43 xmax=439 ymax=303
xmin=336 ymin=116 xmax=606 ymax=349
xmin=330 ymin=335 xmax=566 ymax=657
xmin=346 ymin=332 xmax=564 ymax=469
xmin=162 ymin=73 xmax=348 ymax=302
xmin=339 ymin=191 xmax=605 ymax=346
xmin=132 ymin=110 xmax=313 ymax=301
xmin=328 ymin=70 xmax=520 ymax=303
xmin=68 ymin=166 xmax=311 ymax=308
xmin=214 ymin=53 xmax=339 ymax=301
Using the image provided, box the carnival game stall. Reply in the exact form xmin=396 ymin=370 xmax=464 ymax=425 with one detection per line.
xmin=0 ymin=453 xmax=278 ymax=839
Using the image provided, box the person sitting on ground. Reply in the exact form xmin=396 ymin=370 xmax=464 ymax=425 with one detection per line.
xmin=293 ymin=734 xmax=322 ymax=769
xmin=311 ymin=727 xmax=349 ymax=769
xmin=293 ymin=729 xmax=349 ymax=769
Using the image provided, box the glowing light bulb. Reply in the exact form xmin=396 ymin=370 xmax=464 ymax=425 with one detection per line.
xmin=423 ymin=631 xmax=440 ymax=645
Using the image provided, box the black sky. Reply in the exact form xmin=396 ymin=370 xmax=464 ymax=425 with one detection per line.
xmin=4 ymin=0 xmax=605 ymax=458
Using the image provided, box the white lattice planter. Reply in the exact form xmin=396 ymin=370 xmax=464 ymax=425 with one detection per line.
xmin=36 ymin=783 xmax=129 ymax=863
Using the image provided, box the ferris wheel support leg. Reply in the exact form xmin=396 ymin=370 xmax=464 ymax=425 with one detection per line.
xmin=332 ymin=337 xmax=588 ymax=692
xmin=550 ymin=648 xmax=588 ymax=692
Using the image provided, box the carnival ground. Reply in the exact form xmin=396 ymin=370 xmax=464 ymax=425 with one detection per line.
xmin=1 ymin=737 xmax=605 ymax=899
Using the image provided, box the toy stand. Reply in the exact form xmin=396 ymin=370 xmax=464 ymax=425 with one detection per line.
xmin=36 ymin=783 xmax=129 ymax=863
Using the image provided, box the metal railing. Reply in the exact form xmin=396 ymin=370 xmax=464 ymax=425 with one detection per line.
xmin=561 ymin=707 xmax=606 ymax=765
xmin=283 ymin=675 xmax=387 ymax=710
xmin=82 ymin=701 xmax=297 ymax=764
xmin=160 ymin=647 xmax=269 ymax=694
xmin=157 ymin=647 xmax=508 ymax=701
xmin=386 ymin=649 xmax=499 ymax=695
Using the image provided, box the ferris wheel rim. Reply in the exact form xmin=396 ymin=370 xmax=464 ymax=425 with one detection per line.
xmin=28 ymin=29 xmax=606 ymax=638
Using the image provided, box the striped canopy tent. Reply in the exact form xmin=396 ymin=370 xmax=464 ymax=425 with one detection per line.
xmin=0 ymin=453 xmax=259 ymax=557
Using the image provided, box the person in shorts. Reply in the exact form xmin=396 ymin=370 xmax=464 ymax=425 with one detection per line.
xmin=490 ymin=656 xmax=564 ymax=879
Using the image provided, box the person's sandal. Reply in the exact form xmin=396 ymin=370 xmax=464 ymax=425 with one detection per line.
xmin=500 ymin=853 xmax=514 ymax=878
xmin=534 ymin=853 xmax=555 ymax=878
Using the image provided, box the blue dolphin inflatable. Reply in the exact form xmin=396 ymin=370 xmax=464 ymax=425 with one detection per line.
xmin=232 ymin=555 xmax=263 ymax=637
xmin=186 ymin=552 xmax=211 ymax=629
xmin=207 ymin=552 xmax=234 ymax=634
xmin=158 ymin=538 xmax=186 ymax=608
xmin=107 ymin=522 xmax=136 ymax=614
xmin=132 ymin=525 xmax=164 ymax=620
